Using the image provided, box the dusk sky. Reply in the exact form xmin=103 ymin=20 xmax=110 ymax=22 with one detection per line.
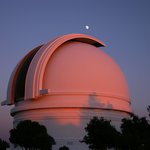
xmin=0 ymin=0 xmax=150 ymax=141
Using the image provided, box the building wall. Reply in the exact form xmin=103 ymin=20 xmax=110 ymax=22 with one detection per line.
xmin=12 ymin=102 xmax=129 ymax=150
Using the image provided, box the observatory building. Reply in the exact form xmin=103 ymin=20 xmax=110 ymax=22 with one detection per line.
xmin=2 ymin=34 xmax=132 ymax=149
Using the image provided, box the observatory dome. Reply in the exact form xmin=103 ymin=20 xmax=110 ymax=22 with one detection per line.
xmin=42 ymin=41 xmax=130 ymax=112
xmin=2 ymin=33 xmax=131 ymax=150
xmin=4 ymin=33 xmax=131 ymax=113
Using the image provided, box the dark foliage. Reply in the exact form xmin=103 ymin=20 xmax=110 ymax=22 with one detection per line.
xmin=120 ymin=114 xmax=150 ymax=150
xmin=0 ymin=138 xmax=10 ymax=150
xmin=59 ymin=145 xmax=70 ymax=150
xmin=147 ymin=105 xmax=150 ymax=117
xmin=9 ymin=120 xmax=55 ymax=150
xmin=81 ymin=116 xmax=120 ymax=150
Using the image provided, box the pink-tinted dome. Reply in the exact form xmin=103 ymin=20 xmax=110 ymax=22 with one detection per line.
xmin=3 ymin=33 xmax=131 ymax=113
xmin=44 ymin=41 xmax=128 ymax=99
xmin=42 ymin=41 xmax=131 ymax=112
xmin=2 ymin=33 xmax=132 ymax=150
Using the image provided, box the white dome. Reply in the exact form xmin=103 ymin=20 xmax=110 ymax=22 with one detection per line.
xmin=4 ymin=33 xmax=131 ymax=113
xmin=43 ymin=41 xmax=131 ymax=112
xmin=3 ymin=34 xmax=132 ymax=150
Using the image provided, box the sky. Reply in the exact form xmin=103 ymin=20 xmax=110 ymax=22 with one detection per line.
xmin=0 ymin=0 xmax=150 ymax=141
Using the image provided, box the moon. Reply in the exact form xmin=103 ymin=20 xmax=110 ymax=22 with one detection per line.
xmin=85 ymin=25 xmax=89 ymax=30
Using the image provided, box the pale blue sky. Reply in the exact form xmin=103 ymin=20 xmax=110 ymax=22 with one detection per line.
xmin=0 ymin=0 xmax=150 ymax=140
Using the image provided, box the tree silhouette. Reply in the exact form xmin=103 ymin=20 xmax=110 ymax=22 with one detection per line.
xmin=0 ymin=138 xmax=10 ymax=150
xmin=9 ymin=120 xmax=55 ymax=150
xmin=120 ymin=114 xmax=150 ymax=150
xmin=59 ymin=145 xmax=70 ymax=150
xmin=81 ymin=116 xmax=120 ymax=150
xmin=147 ymin=105 xmax=150 ymax=117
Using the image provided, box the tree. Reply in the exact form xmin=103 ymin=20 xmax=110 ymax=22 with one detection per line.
xmin=9 ymin=120 xmax=55 ymax=150
xmin=59 ymin=145 xmax=70 ymax=150
xmin=120 ymin=114 xmax=150 ymax=150
xmin=81 ymin=117 xmax=120 ymax=150
xmin=0 ymin=138 xmax=10 ymax=150
xmin=35 ymin=132 xmax=56 ymax=150
xmin=147 ymin=105 xmax=150 ymax=117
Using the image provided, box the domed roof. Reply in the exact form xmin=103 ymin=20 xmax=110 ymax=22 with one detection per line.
xmin=2 ymin=34 xmax=131 ymax=113
xmin=44 ymin=40 xmax=129 ymax=96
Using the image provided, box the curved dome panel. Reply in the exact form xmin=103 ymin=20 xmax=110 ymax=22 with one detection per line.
xmin=25 ymin=34 xmax=105 ymax=100
xmin=43 ymin=41 xmax=129 ymax=99
xmin=3 ymin=45 xmax=43 ymax=105
xmin=42 ymin=41 xmax=131 ymax=112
